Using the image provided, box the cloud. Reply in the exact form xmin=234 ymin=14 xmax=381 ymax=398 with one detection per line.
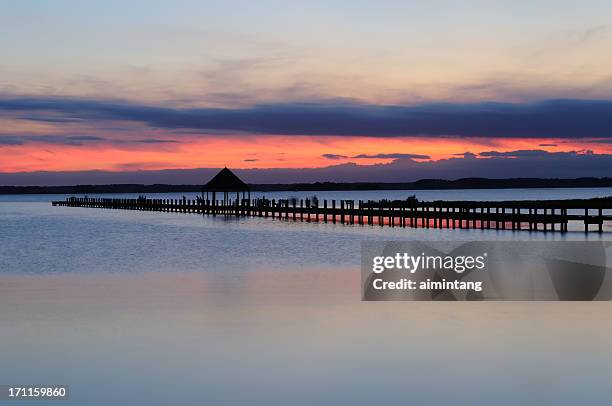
xmin=0 ymin=134 xmax=178 ymax=146
xmin=2 ymin=150 xmax=610 ymax=185
xmin=566 ymin=25 xmax=608 ymax=46
xmin=479 ymin=149 xmax=555 ymax=157
xmin=243 ymin=158 xmax=259 ymax=162
xmin=19 ymin=116 xmax=84 ymax=123
xmin=478 ymin=149 xmax=582 ymax=158
xmin=3 ymin=96 xmax=612 ymax=138
xmin=0 ymin=134 xmax=106 ymax=146
xmin=321 ymin=154 xmax=348 ymax=160
xmin=322 ymin=153 xmax=432 ymax=160
xmin=131 ymin=138 xmax=179 ymax=144
xmin=114 ymin=162 xmax=181 ymax=171
xmin=352 ymin=153 xmax=430 ymax=159
xmin=538 ymin=143 xmax=557 ymax=147
xmin=0 ymin=136 xmax=25 ymax=145
xmin=587 ymin=139 xmax=612 ymax=144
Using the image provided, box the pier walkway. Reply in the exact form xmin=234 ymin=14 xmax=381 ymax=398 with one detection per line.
xmin=51 ymin=196 xmax=612 ymax=233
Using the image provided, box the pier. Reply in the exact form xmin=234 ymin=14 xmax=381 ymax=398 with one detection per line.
xmin=52 ymin=195 xmax=612 ymax=233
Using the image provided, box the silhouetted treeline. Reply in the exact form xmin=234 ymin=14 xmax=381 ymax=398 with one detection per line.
xmin=2 ymin=177 xmax=612 ymax=195
xmin=257 ymin=177 xmax=612 ymax=191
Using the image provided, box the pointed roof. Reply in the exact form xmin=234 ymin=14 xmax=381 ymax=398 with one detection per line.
xmin=203 ymin=167 xmax=249 ymax=191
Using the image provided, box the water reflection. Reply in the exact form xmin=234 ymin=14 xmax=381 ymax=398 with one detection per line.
xmin=1 ymin=193 xmax=612 ymax=405
xmin=1 ymin=271 xmax=611 ymax=405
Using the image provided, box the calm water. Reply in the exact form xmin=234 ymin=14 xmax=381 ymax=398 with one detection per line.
xmin=1 ymin=188 xmax=612 ymax=405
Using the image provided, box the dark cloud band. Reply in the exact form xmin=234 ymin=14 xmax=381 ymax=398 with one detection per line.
xmin=0 ymin=134 xmax=179 ymax=146
xmin=2 ymin=96 xmax=612 ymax=138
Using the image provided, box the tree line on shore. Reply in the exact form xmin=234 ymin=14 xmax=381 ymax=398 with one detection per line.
xmin=2 ymin=177 xmax=612 ymax=195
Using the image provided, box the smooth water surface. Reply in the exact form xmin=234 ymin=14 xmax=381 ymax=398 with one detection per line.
xmin=1 ymin=189 xmax=611 ymax=405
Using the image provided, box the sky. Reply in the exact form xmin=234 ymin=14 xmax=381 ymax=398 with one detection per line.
xmin=1 ymin=0 xmax=612 ymax=184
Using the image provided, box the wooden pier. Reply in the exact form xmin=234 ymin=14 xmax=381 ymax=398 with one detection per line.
xmin=51 ymin=195 xmax=612 ymax=233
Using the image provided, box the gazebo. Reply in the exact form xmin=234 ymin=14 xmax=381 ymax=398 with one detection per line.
xmin=202 ymin=167 xmax=250 ymax=205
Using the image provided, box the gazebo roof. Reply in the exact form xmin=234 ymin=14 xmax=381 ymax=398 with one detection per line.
xmin=203 ymin=167 xmax=249 ymax=192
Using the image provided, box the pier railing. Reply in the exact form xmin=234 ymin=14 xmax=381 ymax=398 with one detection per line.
xmin=52 ymin=196 xmax=612 ymax=233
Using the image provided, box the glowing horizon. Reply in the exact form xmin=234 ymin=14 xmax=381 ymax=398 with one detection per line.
xmin=1 ymin=1 xmax=612 ymax=181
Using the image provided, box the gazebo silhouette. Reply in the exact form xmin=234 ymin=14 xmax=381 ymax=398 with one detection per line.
xmin=202 ymin=167 xmax=250 ymax=205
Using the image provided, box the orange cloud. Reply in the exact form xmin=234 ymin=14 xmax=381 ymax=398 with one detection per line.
xmin=1 ymin=134 xmax=610 ymax=173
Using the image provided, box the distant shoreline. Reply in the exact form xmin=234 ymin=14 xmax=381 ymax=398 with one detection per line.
xmin=2 ymin=177 xmax=612 ymax=195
